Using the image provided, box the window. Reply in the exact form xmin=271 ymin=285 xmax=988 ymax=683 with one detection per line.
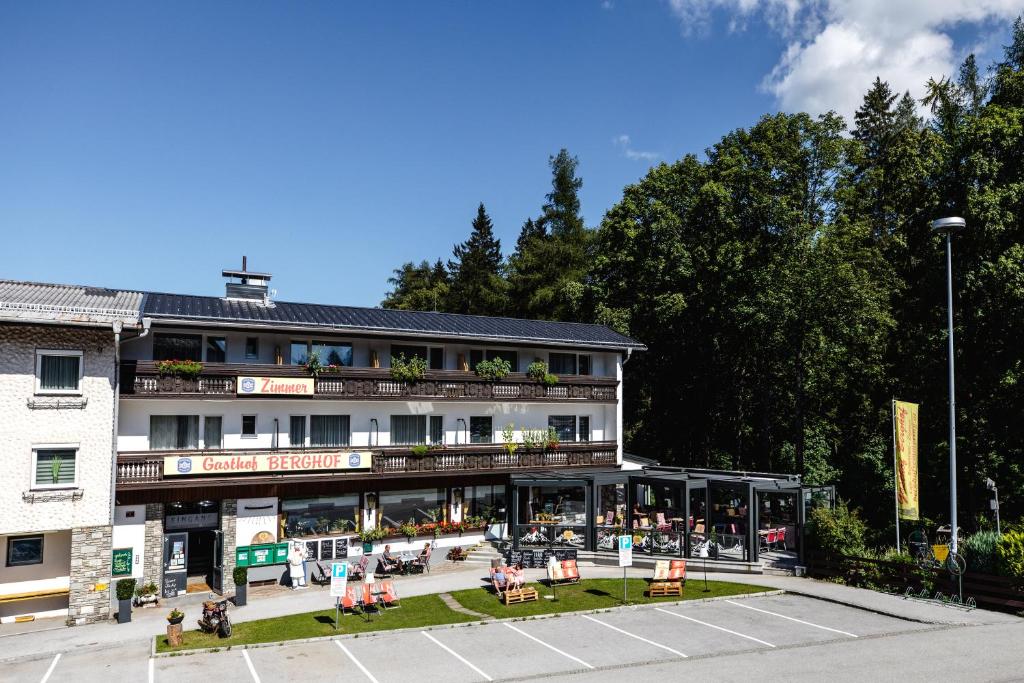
xmin=32 ymin=448 xmax=77 ymax=488
xmin=312 ymin=340 xmax=353 ymax=367
xmin=6 ymin=536 xmax=43 ymax=567
xmin=470 ymin=416 xmax=492 ymax=443
xmin=282 ymin=495 xmax=360 ymax=536
xmin=378 ymin=488 xmax=445 ymax=526
xmin=150 ymin=415 xmax=199 ymax=449
xmin=548 ymin=415 xmax=576 ymax=442
xmin=153 ymin=334 xmax=202 ymax=361
xmin=35 ymin=350 xmax=82 ymax=394
xmin=466 ymin=485 xmax=507 ymax=521
xmin=429 ymin=415 xmax=444 ymax=445
xmin=469 ymin=349 xmax=518 ymax=372
xmin=548 ymin=353 xmax=578 ymax=375
xmin=310 ymin=415 xmax=350 ymax=447
xmin=289 ymin=416 xmax=307 ymax=448
xmin=578 ymin=354 xmax=592 ymax=376
xmin=245 ymin=337 xmax=259 ymax=360
xmin=204 ymin=416 xmax=223 ymax=449
xmin=241 ymin=415 xmax=257 ymax=438
xmin=391 ymin=415 xmax=426 ymax=445
xmin=205 ymin=337 xmax=226 ymax=362
xmin=290 ymin=341 xmax=309 ymax=365
xmin=579 ymin=416 xmax=591 ymax=442
xmin=390 ymin=345 xmax=443 ymax=370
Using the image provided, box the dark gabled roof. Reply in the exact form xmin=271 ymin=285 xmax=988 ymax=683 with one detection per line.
xmin=142 ymin=292 xmax=645 ymax=350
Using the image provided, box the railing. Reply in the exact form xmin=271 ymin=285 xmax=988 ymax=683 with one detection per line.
xmin=115 ymin=441 xmax=619 ymax=486
xmin=120 ymin=361 xmax=618 ymax=402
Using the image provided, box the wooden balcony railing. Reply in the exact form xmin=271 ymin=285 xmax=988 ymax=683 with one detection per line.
xmin=120 ymin=361 xmax=617 ymax=402
xmin=114 ymin=441 xmax=618 ymax=486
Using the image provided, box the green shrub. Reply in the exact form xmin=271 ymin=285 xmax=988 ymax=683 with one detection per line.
xmin=995 ymin=530 xmax=1024 ymax=583
xmin=154 ymin=359 xmax=203 ymax=378
xmin=806 ymin=500 xmax=867 ymax=556
xmin=115 ymin=578 xmax=137 ymax=601
xmin=475 ymin=357 xmax=511 ymax=381
xmin=232 ymin=566 xmax=248 ymax=586
xmin=526 ymin=360 xmax=548 ymax=381
xmin=410 ymin=444 xmax=429 ymax=456
xmin=390 ymin=353 xmax=427 ymax=382
xmin=961 ymin=530 xmax=1001 ymax=574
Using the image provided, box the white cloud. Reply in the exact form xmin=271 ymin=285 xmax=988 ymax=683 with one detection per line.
xmin=666 ymin=0 xmax=1024 ymax=120
xmin=613 ymin=134 xmax=660 ymax=161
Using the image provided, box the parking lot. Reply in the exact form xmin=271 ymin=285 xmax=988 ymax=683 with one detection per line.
xmin=7 ymin=593 xmax=948 ymax=683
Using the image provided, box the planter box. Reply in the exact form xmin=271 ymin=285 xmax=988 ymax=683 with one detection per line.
xmin=234 ymin=583 xmax=247 ymax=607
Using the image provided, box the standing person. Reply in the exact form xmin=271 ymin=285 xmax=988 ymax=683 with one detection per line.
xmin=288 ymin=542 xmax=307 ymax=589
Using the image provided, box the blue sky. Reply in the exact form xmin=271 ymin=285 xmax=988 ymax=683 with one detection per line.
xmin=1 ymin=1 xmax=1019 ymax=306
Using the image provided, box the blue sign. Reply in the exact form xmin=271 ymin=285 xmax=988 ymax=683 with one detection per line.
xmin=240 ymin=377 xmax=256 ymax=393
xmin=176 ymin=458 xmax=192 ymax=474
xmin=332 ymin=562 xmax=348 ymax=579
xmin=348 ymin=453 xmax=362 ymax=467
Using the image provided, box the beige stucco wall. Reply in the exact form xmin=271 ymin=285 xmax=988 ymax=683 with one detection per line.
xmin=0 ymin=324 xmax=116 ymax=534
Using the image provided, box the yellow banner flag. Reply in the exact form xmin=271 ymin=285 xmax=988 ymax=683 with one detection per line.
xmin=894 ymin=400 xmax=920 ymax=520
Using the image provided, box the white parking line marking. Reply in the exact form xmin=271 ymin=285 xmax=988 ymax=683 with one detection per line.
xmin=148 ymin=657 xmax=154 ymax=683
xmin=655 ymin=607 xmax=776 ymax=648
xmin=422 ymin=631 xmax=493 ymax=681
xmin=580 ymin=615 xmax=687 ymax=658
xmin=503 ymin=622 xmax=595 ymax=669
xmin=242 ymin=650 xmax=261 ymax=683
xmin=39 ymin=653 xmax=61 ymax=683
xmin=725 ymin=600 xmax=858 ymax=638
xmin=335 ymin=641 xmax=380 ymax=683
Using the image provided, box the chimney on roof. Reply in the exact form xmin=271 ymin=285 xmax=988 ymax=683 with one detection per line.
xmin=222 ymin=257 xmax=273 ymax=305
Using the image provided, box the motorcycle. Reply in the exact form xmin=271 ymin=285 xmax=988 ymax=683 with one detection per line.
xmin=198 ymin=599 xmax=232 ymax=638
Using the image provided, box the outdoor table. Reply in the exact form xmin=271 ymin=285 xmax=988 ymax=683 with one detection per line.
xmin=719 ymin=533 xmax=745 ymax=550
xmin=398 ymin=554 xmax=416 ymax=574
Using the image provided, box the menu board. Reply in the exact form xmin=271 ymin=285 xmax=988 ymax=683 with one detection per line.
xmin=162 ymin=574 xmax=183 ymax=598
xmin=320 ymin=539 xmax=335 ymax=561
xmin=504 ymin=548 xmax=577 ymax=568
xmin=305 ymin=540 xmax=319 ymax=561
xmin=111 ymin=547 xmax=132 ymax=576
xmin=336 ymin=538 xmax=349 ymax=559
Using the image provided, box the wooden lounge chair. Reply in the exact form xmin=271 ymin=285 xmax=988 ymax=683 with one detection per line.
xmin=504 ymin=586 xmax=539 ymax=605
xmin=350 ymin=555 xmax=369 ymax=581
xmin=378 ymin=580 xmax=400 ymax=609
xmin=649 ymin=559 xmax=685 ymax=597
xmin=547 ymin=559 xmax=579 ymax=585
xmin=311 ymin=561 xmax=331 ymax=586
xmin=361 ymin=583 xmax=379 ymax=613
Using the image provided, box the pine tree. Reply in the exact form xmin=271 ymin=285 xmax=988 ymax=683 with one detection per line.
xmin=447 ymin=203 xmax=510 ymax=316
xmin=381 ymin=259 xmax=450 ymax=311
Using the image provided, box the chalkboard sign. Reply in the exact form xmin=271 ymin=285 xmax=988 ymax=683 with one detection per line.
xmin=162 ymin=574 xmax=183 ymax=598
xmin=111 ymin=547 xmax=132 ymax=576
xmin=305 ymin=540 xmax=319 ymax=561
xmin=503 ymin=547 xmax=577 ymax=568
xmin=336 ymin=538 xmax=349 ymax=559
xmin=320 ymin=539 xmax=334 ymax=560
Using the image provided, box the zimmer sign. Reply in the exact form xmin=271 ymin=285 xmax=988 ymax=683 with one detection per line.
xmin=164 ymin=452 xmax=371 ymax=477
xmin=236 ymin=376 xmax=314 ymax=395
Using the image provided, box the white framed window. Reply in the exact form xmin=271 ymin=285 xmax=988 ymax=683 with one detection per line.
xmin=31 ymin=445 xmax=79 ymax=489
xmin=203 ymin=416 xmax=224 ymax=449
xmin=241 ymin=415 xmax=258 ymax=439
xmin=35 ymin=350 xmax=83 ymax=394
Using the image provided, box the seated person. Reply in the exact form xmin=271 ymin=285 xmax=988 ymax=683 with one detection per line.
xmin=412 ymin=542 xmax=431 ymax=571
xmin=506 ymin=563 xmax=525 ymax=590
xmin=379 ymin=544 xmax=399 ymax=573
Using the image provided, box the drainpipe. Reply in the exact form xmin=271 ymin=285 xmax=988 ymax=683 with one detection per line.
xmin=111 ymin=318 xmax=151 ymax=524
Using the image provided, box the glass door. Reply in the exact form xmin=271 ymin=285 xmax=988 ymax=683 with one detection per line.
xmin=211 ymin=529 xmax=224 ymax=593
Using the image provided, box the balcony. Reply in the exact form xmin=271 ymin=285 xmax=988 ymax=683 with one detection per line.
xmin=119 ymin=361 xmax=618 ymax=402
xmin=115 ymin=441 xmax=618 ymax=488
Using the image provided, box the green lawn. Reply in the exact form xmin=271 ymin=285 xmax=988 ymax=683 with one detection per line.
xmin=449 ymin=578 xmax=770 ymax=618
xmin=155 ymin=593 xmax=476 ymax=653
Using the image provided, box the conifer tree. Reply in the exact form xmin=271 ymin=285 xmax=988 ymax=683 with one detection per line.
xmin=447 ymin=203 xmax=509 ymax=316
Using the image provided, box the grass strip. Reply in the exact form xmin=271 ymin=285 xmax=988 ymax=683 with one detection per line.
xmin=449 ymin=578 xmax=770 ymax=618
xmin=155 ymin=593 xmax=476 ymax=653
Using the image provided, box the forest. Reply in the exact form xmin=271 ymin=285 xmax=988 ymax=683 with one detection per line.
xmin=382 ymin=20 xmax=1024 ymax=533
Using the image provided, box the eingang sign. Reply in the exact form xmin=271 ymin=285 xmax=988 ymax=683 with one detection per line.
xmin=164 ymin=451 xmax=371 ymax=477
xmin=237 ymin=376 xmax=314 ymax=395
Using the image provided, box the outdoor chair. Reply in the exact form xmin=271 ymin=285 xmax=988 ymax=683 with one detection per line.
xmin=361 ymin=583 xmax=379 ymax=613
xmin=547 ymin=559 xmax=579 ymax=585
xmin=760 ymin=529 xmax=778 ymax=553
xmin=639 ymin=516 xmax=652 ymax=529
xmin=378 ymin=580 xmax=400 ymax=608
xmin=340 ymin=585 xmax=360 ymax=616
xmin=413 ymin=545 xmax=432 ymax=573
xmin=655 ymin=512 xmax=672 ymax=532
xmin=606 ymin=510 xmax=615 ymax=526
xmin=775 ymin=527 xmax=787 ymax=551
xmin=311 ymin=561 xmax=331 ymax=586
xmin=649 ymin=559 xmax=685 ymax=597
xmin=350 ymin=555 xmax=369 ymax=581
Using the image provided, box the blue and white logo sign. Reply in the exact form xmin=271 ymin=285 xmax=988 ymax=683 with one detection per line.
xmin=176 ymin=457 xmax=193 ymax=474
xmin=240 ymin=377 xmax=256 ymax=393
xmin=349 ymin=453 xmax=362 ymax=467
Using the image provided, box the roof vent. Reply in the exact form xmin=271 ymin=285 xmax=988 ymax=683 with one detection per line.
xmin=222 ymin=256 xmax=273 ymax=305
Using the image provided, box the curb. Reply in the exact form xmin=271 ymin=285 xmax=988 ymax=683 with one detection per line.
xmin=151 ymin=589 xmax=785 ymax=658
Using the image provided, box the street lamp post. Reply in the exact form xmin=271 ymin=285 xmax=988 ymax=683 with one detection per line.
xmin=930 ymin=216 xmax=966 ymax=556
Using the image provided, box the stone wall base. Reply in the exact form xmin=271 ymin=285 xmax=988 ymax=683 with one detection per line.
xmin=68 ymin=524 xmax=112 ymax=625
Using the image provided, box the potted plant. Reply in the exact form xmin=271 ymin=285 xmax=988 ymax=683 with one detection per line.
xmin=303 ymin=351 xmax=324 ymax=376
xmin=358 ymin=527 xmax=380 ymax=553
xmin=115 ymin=578 xmax=136 ymax=624
xmin=410 ymin=444 xmax=429 ymax=457
xmin=474 ymin=357 xmax=511 ymax=381
xmin=166 ymin=608 xmax=185 ymax=625
xmin=544 ymin=426 xmax=560 ymax=451
xmin=501 ymin=423 xmax=518 ymax=457
xmin=526 ymin=359 xmax=559 ymax=387
xmin=708 ymin=528 xmax=719 ymax=559
xmin=134 ymin=581 xmax=159 ymax=606
xmin=400 ymin=519 xmax=418 ymax=542
xmin=154 ymin=359 xmax=203 ymax=379
xmin=389 ymin=353 xmax=427 ymax=383
xmin=233 ymin=566 xmax=248 ymax=606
